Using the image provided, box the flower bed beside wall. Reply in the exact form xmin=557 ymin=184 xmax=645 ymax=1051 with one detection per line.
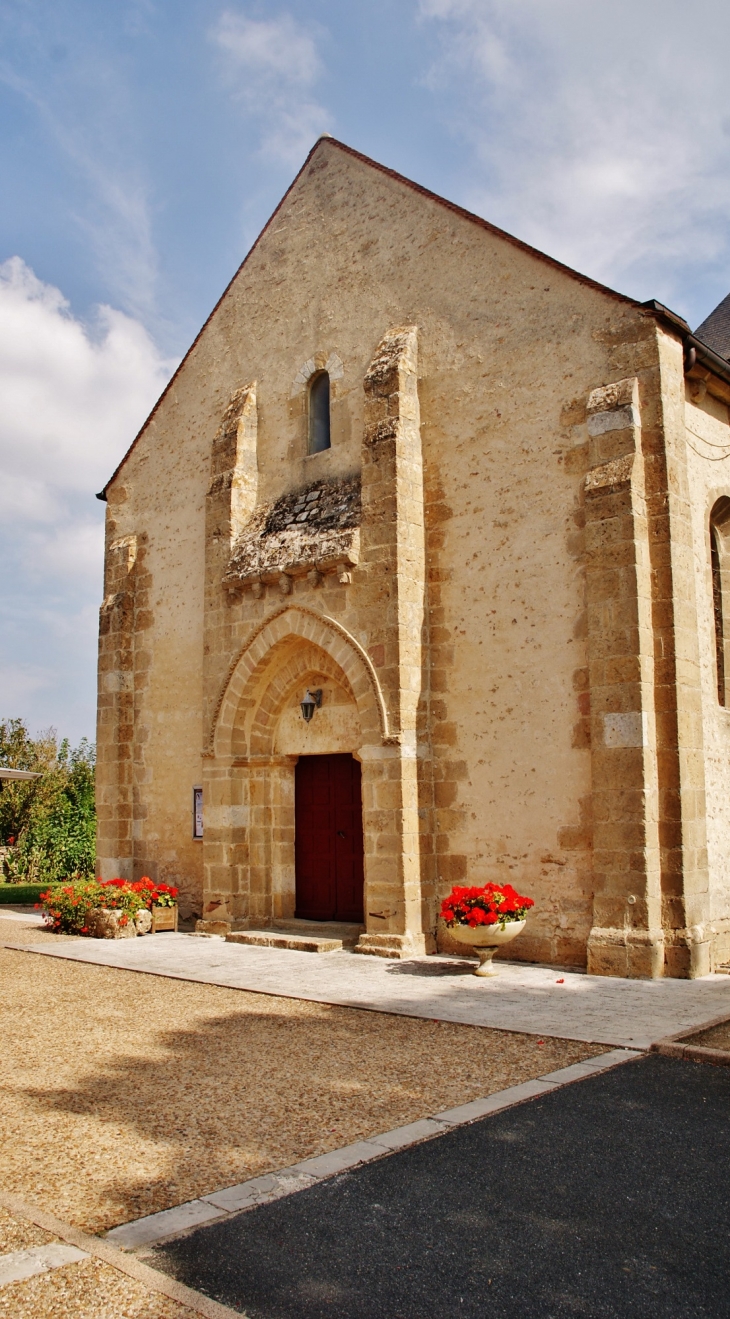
xmin=38 ymin=877 xmax=178 ymax=937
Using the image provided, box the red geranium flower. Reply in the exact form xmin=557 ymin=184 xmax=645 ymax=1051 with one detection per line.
xmin=440 ymin=881 xmax=534 ymax=929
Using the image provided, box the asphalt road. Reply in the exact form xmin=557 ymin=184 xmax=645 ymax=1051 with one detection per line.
xmin=150 ymin=1054 xmax=730 ymax=1318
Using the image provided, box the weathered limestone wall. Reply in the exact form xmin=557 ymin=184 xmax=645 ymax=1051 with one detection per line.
xmin=200 ymin=325 xmax=429 ymax=956
xmin=99 ymin=138 xmax=706 ymax=965
xmin=418 ymin=305 xmax=662 ymax=968
xmin=684 ymin=371 xmax=730 ymax=966
xmin=649 ymin=331 xmax=712 ymax=977
xmin=96 ymin=532 xmax=139 ymax=879
xmin=582 ymin=376 xmax=663 ymax=978
xmin=577 ymin=327 xmax=722 ymax=978
xmin=97 ymin=368 xmax=210 ymax=915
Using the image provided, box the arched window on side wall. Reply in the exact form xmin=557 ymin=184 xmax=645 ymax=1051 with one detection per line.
xmin=308 ymin=371 xmax=331 ymax=454
xmin=710 ymin=497 xmax=730 ymax=706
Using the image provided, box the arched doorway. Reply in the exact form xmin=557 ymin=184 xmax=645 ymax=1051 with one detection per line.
xmin=206 ymin=604 xmax=430 ymax=956
xmin=295 ymin=754 xmax=364 ymax=922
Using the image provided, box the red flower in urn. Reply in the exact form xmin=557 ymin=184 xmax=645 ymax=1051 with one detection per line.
xmin=440 ymin=882 xmax=534 ymax=929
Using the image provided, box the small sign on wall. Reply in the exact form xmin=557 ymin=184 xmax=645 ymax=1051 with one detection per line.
xmin=193 ymin=786 xmax=203 ymax=839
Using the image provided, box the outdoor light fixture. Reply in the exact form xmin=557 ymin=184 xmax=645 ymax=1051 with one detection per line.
xmin=300 ymin=689 xmax=322 ymax=722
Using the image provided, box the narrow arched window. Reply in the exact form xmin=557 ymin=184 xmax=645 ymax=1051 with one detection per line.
xmin=712 ymin=527 xmax=725 ymax=705
xmin=710 ymin=498 xmax=730 ymax=706
xmin=308 ymin=372 xmax=331 ymax=454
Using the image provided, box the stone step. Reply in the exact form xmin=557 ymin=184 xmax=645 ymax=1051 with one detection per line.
xmin=271 ymin=918 xmax=363 ymax=948
xmin=226 ymin=930 xmax=343 ymax=953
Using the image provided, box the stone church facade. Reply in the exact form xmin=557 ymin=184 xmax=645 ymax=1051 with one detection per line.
xmin=96 ymin=137 xmax=730 ymax=977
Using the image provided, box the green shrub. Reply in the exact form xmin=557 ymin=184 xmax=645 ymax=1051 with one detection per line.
xmin=0 ymin=883 xmax=48 ymax=904
xmin=0 ymin=719 xmax=95 ymax=883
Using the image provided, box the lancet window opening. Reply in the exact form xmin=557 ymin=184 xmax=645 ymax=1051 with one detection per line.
xmin=308 ymin=371 xmax=331 ymax=454
xmin=710 ymin=498 xmax=730 ymax=706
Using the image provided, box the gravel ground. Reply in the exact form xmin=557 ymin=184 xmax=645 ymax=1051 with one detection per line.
xmin=0 ymin=1207 xmax=190 ymax=1318
xmin=0 ymin=914 xmax=77 ymax=943
xmin=684 ymin=1016 xmax=730 ymax=1050
xmin=0 ymin=917 xmax=603 ymax=1235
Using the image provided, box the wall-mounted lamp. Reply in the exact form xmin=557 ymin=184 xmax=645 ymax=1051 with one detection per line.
xmin=300 ymin=688 xmax=322 ymax=723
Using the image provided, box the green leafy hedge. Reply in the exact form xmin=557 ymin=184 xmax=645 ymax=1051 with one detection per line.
xmin=1 ymin=718 xmax=95 ymax=884
xmin=0 ymin=883 xmax=48 ymax=904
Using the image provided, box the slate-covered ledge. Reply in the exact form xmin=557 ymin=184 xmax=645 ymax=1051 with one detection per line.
xmin=223 ymin=475 xmax=361 ymax=598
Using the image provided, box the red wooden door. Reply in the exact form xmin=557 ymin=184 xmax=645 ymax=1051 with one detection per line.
xmin=295 ymin=754 xmax=364 ymax=922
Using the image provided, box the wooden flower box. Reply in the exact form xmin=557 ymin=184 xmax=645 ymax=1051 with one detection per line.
xmin=150 ymin=903 xmax=178 ymax=933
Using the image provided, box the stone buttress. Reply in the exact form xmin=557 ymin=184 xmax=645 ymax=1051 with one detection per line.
xmin=585 ymin=361 xmax=712 ymax=978
xmin=197 ymin=327 xmax=431 ymax=956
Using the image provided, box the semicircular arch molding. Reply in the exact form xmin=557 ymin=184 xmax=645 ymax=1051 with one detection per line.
xmin=211 ymin=604 xmax=390 ymax=758
xmin=248 ymin=642 xmax=358 ymax=757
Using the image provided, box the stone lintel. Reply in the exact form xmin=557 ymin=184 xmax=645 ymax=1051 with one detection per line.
xmin=224 ymin=540 xmax=359 ymax=593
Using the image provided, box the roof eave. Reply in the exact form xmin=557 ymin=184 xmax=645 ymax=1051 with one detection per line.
xmin=641 ymin=298 xmax=730 ymax=389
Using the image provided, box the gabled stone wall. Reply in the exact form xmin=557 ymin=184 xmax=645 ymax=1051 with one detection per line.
xmin=96 ymin=137 xmax=730 ymax=972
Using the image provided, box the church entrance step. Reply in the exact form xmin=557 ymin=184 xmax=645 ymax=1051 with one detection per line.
xmin=272 ymin=918 xmax=363 ymax=947
xmin=226 ymin=930 xmax=344 ymax=953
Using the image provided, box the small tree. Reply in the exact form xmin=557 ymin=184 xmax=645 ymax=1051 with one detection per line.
xmin=0 ymin=719 xmax=96 ymax=882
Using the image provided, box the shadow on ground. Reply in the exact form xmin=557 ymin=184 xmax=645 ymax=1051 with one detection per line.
xmin=3 ymin=955 xmax=596 ymax=1231
xmin=385 ymin=958 xmax=477 ymax=977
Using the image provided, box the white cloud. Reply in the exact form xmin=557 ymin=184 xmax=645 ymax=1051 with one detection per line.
xmin=212 ymin=10 xmax=332 ymax=164
xmin=215 ymin=11 xmax=322 ymax=85
xmin=24 ymin=523 xmax=107 ymax=587
xmin=0 ymin=257 xmax=175 ymax=509
xmin=0 ymin=259 xmax=176 ymax=739
xmin=418 ymin=0 xmax=730 ymax=316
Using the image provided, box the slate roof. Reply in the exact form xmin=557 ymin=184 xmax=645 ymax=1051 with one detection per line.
xmin=694 ymin=292 xmax=730 ymax=362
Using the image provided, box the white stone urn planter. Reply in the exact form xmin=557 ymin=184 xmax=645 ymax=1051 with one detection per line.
xmin=447 ymin=919 xmax=526 ymax=976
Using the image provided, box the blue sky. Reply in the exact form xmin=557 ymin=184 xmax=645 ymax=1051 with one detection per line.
xmin=2 ymin=0 xmax=730 ymax=744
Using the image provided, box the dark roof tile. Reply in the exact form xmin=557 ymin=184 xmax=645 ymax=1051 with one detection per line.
xmin=695 ymin=292 xmax=730 ymax=361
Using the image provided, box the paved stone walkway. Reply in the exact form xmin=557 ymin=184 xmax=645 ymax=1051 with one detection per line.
xmin=6 ymin=933 xmax=730 ymax=1048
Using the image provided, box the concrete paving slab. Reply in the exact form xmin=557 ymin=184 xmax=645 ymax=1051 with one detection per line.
xmin=202 ymin=1171 xmax=316 ymax=1214
xmin=433 ymin=1077 xmax=557 ymax=1124
xmin=0 ymin=1243 xmax=87 ymax=1287
xmin=292 ymin=1140 xmax=387 ymax=1178
xmin=537 ymin=1060 xmax=611 ymax=1084
xmin=106 ymin=1200 xmax=225 ymax=1250
xmin=578 ymin=1047 xmax=643 ymax=1070
xmin=6 ymin=933 xmax=730 ymax=1046
xmin=370 ymin=1118 xmax=449 ymax=1149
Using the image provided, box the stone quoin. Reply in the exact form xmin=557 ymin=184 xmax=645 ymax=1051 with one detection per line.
xmin=95 ymin=137 xmax=730 ymax=976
